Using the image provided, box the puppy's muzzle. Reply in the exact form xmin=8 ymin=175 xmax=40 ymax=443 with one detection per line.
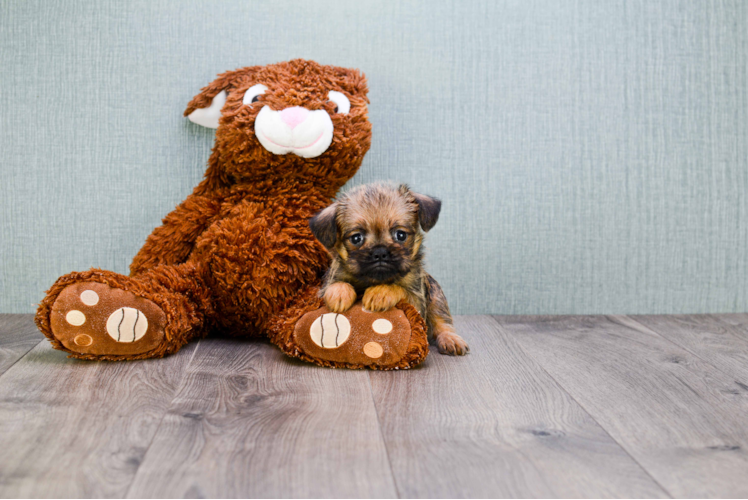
xmin=359 ymin=245 xmax=400 ymax=280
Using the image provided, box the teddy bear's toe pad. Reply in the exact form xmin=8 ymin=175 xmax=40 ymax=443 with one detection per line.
xmin=293 ymin=303 xmax=413 ymax=368
xmin=50 ymin=282 xmax=166 ymax=356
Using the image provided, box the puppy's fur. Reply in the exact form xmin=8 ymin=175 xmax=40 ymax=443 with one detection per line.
xmin=309 ymin=183 xmax=469 ymax=355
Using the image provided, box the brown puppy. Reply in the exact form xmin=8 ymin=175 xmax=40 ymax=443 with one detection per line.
xmin=309 ymin=183 xmax=469 ymax=355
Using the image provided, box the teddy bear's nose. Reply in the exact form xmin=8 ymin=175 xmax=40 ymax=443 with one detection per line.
xmin=279 ymin=107 xmax=309 ymax=130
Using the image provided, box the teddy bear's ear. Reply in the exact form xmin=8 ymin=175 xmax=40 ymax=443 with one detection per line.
xmin=184 ymin=72 xmax=236 ymax=129
xmin=411 ymin=191 xmax=442 ymax=232
xmin=309 ymin=203 xmax=339 ymax=249
xmin=185 ymin=90 xmax=227 ymax=129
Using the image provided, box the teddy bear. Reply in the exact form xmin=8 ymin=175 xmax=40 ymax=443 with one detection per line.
xmin=35 ymin=59 xmax=428 ymax=370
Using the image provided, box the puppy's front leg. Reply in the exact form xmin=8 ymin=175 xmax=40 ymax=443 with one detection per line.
xmin=323 ymin=282 xmax=358 ymax=313
xmin=425 ymin=274 xmax=469 ymax=355
xmin=433 ymin=320 xmax=470 ymax=356
xmin=362 ymin=284 xmax=407 ymax=312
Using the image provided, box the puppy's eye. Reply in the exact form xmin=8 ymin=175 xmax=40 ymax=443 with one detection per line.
xmin=395 ymin=230 xmax=408 ymax=242
xmin=243 ymin=84 xmax=268 ymax=106
xmin=349 ymin=233 xmax=364 ymax=246
xmin=328 ymin=91 xmax=351 ymax=115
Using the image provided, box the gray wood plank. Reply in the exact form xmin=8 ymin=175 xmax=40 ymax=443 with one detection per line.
xmin=494 ymin=314 xmax=748 ymax=498
xmin=370 ymin=316 xmax=668 ymax=498
xmin=126 ymin=338 xmax=397 ymax=499
xmin=0 ymin=338 xmax=196 ymax=498
xmin=630 ymin=314 xmax=748 ymax=385
xmin=0 ymin=314 xmax=44 ymax=377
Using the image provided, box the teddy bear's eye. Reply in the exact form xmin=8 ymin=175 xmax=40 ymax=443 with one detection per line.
xmin=243 ymin=84 xmax=268 ymax=106
xmin=328 ymin=91 xmax=350 ymax=115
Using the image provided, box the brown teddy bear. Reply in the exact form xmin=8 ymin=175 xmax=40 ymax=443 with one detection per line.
xmin=35 ymin=59 xmax=428 ymax=370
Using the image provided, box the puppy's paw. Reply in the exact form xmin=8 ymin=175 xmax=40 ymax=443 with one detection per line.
xmin=362 ymin=285 xmax=406 ymax=312
xmin=436 ymin=332 xmax=470 ymax=356
xmin=323 ymin=282 xmax=357 ymax=313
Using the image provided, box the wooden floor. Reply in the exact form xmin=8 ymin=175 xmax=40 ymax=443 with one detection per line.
xmin=1 ymin=314 xmax=748 ymax=498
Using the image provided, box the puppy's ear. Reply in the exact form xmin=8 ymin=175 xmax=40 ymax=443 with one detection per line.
xmin=412 ymin=191 xmax=442 ymax=232
xmin=309 ymin=203 xmax=339 ymax=248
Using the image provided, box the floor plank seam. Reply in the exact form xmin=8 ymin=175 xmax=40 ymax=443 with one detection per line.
xmin=620 ymin=315 xmax=748 ymax=386
xmin=366 ymin=372 xmax=402 ymax=499
xmin=122 ymin=339 xmax=203 ymax=499
xmin=488 ymin=315 xmax=675 ymax=499
xmin=0 ymin=338 xmax=44 ymax=381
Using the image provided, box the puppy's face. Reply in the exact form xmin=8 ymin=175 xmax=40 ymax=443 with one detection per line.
xmin=310 ymin=184 xmax=441 ymax=287
xmin=340 ymin=187 xmax=420 ymax=284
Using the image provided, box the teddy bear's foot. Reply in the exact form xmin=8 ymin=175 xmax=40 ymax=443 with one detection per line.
xmin=291 ymin=301 xmax=429 ymax=370
xmin=45 ymin=281 xmax=168 ymax=359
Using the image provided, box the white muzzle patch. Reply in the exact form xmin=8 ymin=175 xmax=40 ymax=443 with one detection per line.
xmin=254 ymin=106 xmax=334 ymax=158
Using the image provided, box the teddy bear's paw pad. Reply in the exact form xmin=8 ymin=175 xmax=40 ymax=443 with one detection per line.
xmin=49 ymin=282 xmax=166 ymax=356
xmin=309 ymin=313 xmax=351 ymax=348
xmin=105 ymin=307 xmax=149 ymax=342
xmin=293 ymin=303 xmax=412 ymax=367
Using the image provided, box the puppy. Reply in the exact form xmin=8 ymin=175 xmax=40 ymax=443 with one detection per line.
xmin=309 ymin=183 xmax=469 ymax=355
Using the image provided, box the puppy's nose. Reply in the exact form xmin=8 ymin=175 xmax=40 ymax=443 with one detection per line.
xmin=371 ymin=246 xmax=390 ymax=261
xmin=279 ymin=106 xmax=309 ymax=129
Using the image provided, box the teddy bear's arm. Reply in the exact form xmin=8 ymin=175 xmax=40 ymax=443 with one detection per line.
xmin=129 ymin=193 xmax=222 ymax=276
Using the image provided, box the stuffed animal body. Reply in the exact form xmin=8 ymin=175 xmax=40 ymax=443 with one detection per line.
xmin=36 ymin=59 xmax=428 ymax=369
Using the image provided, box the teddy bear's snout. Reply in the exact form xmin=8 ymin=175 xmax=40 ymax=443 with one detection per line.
xmin=254 ymin=105 xmax=334 ymax=159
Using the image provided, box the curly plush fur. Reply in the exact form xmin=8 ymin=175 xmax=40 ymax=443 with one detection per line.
xmin=35 ymin=59 xmax=428 ymax=369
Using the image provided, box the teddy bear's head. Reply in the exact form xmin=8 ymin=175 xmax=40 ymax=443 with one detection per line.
xmin=185 ymin=59 xmax=372 ymax=194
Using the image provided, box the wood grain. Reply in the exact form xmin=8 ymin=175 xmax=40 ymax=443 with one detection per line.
xmin=369 ymin=316 xmax=667 ymax=498
xmin=631 ymin=314 xmax=748 ymax=385
xmin=3 ymin=314 xmax=748 ymax=498
xmin=0 ymin=337 xmax=196 ymax=498
xmin=0 ymin=315 xmax=43 ymax=377
xmin=126 ymin=338 xmax=397 ymax=499
xmin=495 ymin=314 xmax=748 ymax=498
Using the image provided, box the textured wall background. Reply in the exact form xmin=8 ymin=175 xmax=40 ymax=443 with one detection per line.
xmin=1 ymin=0 xmax=746 ymax=314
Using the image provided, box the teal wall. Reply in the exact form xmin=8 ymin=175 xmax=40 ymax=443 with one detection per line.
xmin=1 ymin=0 xmax=747 ymax=314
